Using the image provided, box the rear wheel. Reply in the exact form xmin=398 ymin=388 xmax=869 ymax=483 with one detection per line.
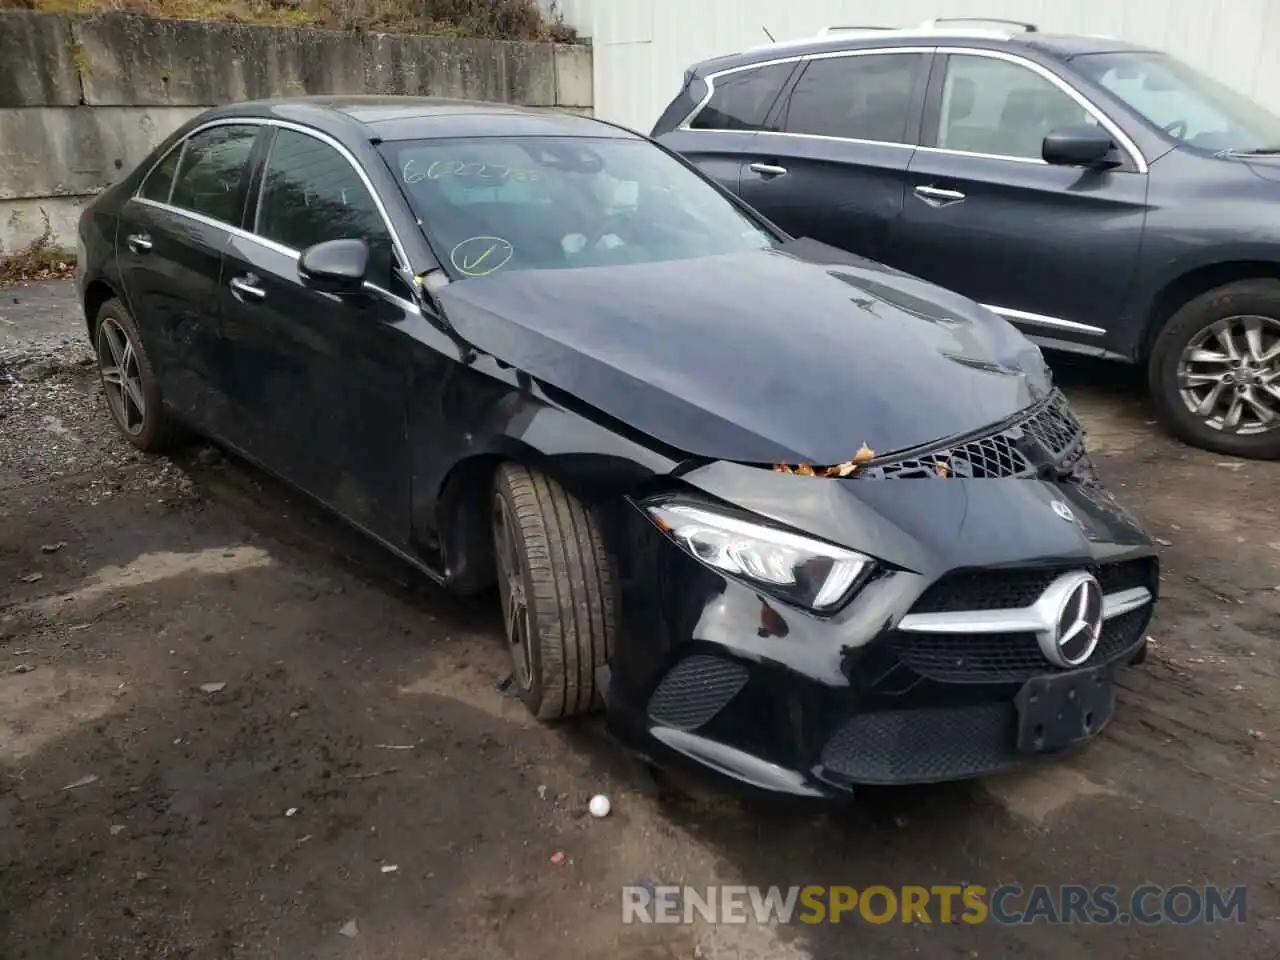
xmin=491 ymin=463 xmax=616 ymax=720
xmin=1148 ymin=279 xmax=1280 ymax=459
xmin=93 ymin=298 xmax=183 ymax=452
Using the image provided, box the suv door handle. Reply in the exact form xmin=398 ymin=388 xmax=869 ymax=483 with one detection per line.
xmin=749 ymin=162 xmax=789 ymax=178
xmin=914 ymin=185 xmax=966 ymax=207
xmin=126 ymin=233 xmax=153 ymax=253
xmin=229 ymin=273 xmax=266 ymax=302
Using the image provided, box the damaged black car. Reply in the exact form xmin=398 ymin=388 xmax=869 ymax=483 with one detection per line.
xmin=76 ymin=97 xmax=1159 ymax=797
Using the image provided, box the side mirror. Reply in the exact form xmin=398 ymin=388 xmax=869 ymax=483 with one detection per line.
xmin=298 ymin=238 xmax=369 ymax=295
xmin=1042 ymin=124 xmax=1119 ymax=169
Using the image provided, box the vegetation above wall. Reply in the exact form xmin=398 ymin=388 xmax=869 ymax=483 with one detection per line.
xmin=0 ymin=0 xmax=577 ymax=42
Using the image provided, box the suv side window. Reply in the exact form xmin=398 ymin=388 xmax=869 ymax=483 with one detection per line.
xmin=935 ymin=54 xmax=1096 ymax=160
xmin=169 ymin=125 xmax=259 ymax=224
xmin=139 ymin=145 xmax=182 ymax=203
xmin=691 ymin=62 xmax=792 ymax=131
xmin=782 ymin=53 xmax=922 ymax=143
xmin=256 ymin=128 xmax=395 ymax=287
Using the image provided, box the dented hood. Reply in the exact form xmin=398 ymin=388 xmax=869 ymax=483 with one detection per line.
xmin=435 ymin=239 xmax=1052 ymax=465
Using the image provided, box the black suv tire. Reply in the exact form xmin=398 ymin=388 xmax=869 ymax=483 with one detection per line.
xmin=1149 ymin=279 xmax=1280 ymax=460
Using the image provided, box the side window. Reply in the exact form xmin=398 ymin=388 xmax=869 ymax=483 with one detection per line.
xmin=691 ymin=62 xmax=792 ymax=131
xmin=139 ymin=145 xmax=182 ymax=203
xmin=256 ymin=129 xmax=394 ymax=286
xmin=782 ymin=53 xmax=922 ymax=143
xmin=169 ymin=125 xmax=259 ymax=224
xmin=936 ymin=55 xmax=1095 ymax=160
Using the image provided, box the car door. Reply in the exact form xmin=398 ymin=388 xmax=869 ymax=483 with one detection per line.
xmin=223 ymin=125 xmax=416 ymax=545
xmin=117 ymin=123 xmax=261 ymax=424
xmin=736 ymin=49 xmax=931 ymax=262
xmin=891 ymin=50 xmax=1151 ymax=350
xmin=653 ymin=60 xmax=797 ymax=195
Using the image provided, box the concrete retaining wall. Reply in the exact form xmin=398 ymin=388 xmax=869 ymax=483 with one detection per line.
xmin=0 ymin=11 xmax=593 ymax=252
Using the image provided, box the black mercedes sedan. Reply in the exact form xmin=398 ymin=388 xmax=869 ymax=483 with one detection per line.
xmin=76 ymin=96 xmax=1159 ymax=797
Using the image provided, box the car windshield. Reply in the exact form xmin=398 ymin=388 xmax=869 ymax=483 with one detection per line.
xmin=1073 ymin=50 xmax=1280 ymax=153
xmin=378 ymin=136 xmax=777 ymax=278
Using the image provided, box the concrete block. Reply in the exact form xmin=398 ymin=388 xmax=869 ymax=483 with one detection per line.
xmin=0 ymin=12 xmax=81 ymax=107
xmin=1 ymin=196 xmax=88 ymax=253
xmin=73 ymin=14 xmax=367 ymax=106
xmin=554 ymin=44 xmax=593 ymax=108
xmin=362 ymin=34 xmax=504 ymax=101
xmin=0 ymin=106 xmax=205 ymax=201
xmin=502 ymin=40 xmax=557 ymax=105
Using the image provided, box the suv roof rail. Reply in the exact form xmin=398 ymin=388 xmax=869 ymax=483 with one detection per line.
xmin=817 ymin=25 xmax=895 ymax=35
xmin=920 ymin=17 xmax=1038 ymax=32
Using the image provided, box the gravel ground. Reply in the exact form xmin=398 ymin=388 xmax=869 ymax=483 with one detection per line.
xmin=1 ymin=281 xmax=1278 ymax=960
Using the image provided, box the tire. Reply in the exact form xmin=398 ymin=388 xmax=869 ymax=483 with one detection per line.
xmin=1148 ymin=279 xmax=1280 ymax=459
xmin=490 ymin=463 xmax=616 ymax=721
xmin=93 ymin=297 xmax=183 ymax=453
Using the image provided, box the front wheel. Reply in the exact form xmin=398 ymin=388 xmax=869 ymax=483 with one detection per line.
xmin=1148 ymin=279 xmax=1280 ymax=459
xmin=491 ymin=464 xmax=617 ymax=721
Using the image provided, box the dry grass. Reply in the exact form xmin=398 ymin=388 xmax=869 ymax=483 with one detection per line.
xmin=1 ymin=0 xmax=577 ymax=41
xmin=0 ymin=213 xmax=76 ymax=286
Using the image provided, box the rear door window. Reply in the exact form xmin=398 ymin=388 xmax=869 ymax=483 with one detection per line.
xmin=139 ymin=145 xmax=182 ymax=203
xmin=168 ymin=125 xmax=260 ymax=225
xmin=691 ymin=62 xmax=793 ymax=131
xmin=781 ymin=53 xmax=924 ymax=144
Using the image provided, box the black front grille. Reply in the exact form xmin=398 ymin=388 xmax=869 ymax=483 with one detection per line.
xmin=914 ymin=558 xmax=1155 ymax=615
xmin=856 ymin=390 xmax=1087 ymax=480
xmin=646 ymin=655 xmax=748 ymax=730
xmin=892 ymin=605 xmax=1150 ymax=684
xmin=821 ymin=702 xmax=1019 ymax=784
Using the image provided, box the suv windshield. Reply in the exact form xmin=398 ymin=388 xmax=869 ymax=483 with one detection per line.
xmin=379 ymin=136 xmax=777 ymax=278
xmin=1073 ymin=50 xmax=1280 ymax=153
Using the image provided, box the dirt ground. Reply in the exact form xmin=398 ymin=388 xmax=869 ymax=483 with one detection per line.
xmin=1 ymin=280 xmax=1278 ymax=960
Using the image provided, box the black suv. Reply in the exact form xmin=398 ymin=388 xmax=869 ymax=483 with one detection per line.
xmin=653 ymin=18 xmax=1280 ymax=459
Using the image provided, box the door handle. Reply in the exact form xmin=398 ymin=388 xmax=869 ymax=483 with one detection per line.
xmin=229 ymin=273 xmax=266 ymax=302
xmin=126 ymin=233 xmax=153 ymax=253
xmin=749 ymin=162 xmax=789 ymax=178
xmin=914 ymin=185 xmax=966 ymax=207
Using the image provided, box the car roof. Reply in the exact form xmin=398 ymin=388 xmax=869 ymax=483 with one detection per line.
xmin=690 ymin=25 xmax=1155 ymax=75
xmin=196 ymin=96 xmax=638 ymax=144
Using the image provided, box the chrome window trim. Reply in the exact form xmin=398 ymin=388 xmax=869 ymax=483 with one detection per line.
xmin=984 ymin=304 xmax=1106 ymax=337
xmin=133 ymin=195 xmax=420 ymax=315
xmin=679 ymin=44 xmax=1148 ymax=173
xmin=925 ymin=47 xmax=1148 ymax=173
xmin=130 ymin=115 xmax=412 ymax=284
xmin=678 ymin=46 xmax=934 ymax=141
xmin=130 ymin=116 xmax=419 ymax=313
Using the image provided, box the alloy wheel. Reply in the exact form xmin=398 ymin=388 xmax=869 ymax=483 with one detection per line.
xmin=1176 ymin=314 xmax=1280 ymax=435
xmin=493 ymin=493 xmax=534 ymax=690
xmin=97 ymin=316 xmax=146 ymax=436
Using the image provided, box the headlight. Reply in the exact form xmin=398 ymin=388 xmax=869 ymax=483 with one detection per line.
xmin=644 ymin=500 xmax=873 ymax=612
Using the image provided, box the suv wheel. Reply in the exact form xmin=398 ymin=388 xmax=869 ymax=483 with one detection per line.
xmin=1149 ymin=279 xmax=1280 ymax=459
xmin=491 ymin=463 xmax=616 ymax=720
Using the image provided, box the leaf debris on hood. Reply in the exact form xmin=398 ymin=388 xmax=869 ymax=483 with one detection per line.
xmin=774 ymin=443 xmax=876 ymax=477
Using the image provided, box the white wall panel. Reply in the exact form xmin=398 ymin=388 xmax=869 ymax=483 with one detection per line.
xmin=544 ymin=0 xmax=1280 ymax=134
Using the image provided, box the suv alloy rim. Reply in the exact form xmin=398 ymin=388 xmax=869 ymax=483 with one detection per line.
xmin=1177 ymin=314 xmax=1280 ymax=435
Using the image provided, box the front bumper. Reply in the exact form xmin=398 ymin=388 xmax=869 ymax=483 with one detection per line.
xmin=604 ymin=469 xmax=1157 ymax=799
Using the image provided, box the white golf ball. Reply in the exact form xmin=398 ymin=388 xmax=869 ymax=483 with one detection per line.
xmin=588 ymin=794 xmax=611 ymax=818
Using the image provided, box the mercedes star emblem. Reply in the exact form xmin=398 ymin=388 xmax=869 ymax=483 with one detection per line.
xmin=1037 ymin=571 xmax=1104 ymax=668
xmin=1051 ymin=500 xmax=1077 ymax=523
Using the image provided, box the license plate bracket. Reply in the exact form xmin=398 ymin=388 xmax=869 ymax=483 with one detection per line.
xmin=1014 ymin=666 xmax=1114 ymax=754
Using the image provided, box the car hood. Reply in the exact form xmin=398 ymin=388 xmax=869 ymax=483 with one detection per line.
xmin=435 ymin=238 xmax=1051 ymax=465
